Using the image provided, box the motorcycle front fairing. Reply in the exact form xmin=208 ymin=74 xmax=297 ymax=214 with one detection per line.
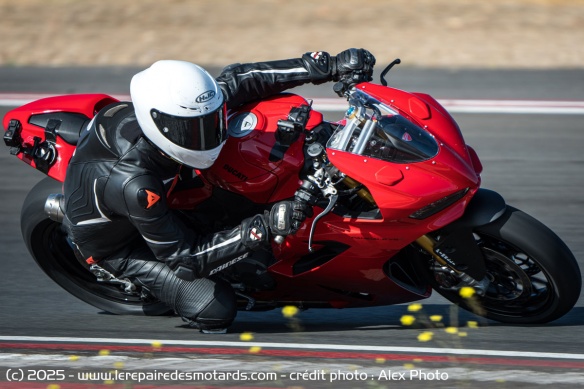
xmin=257 ymin=90 xmax=454 ymax=307
xmin=326 ymin=87 xmax=480 ymax=232
xmin=321 ymin=86 xmax=505 ymax=283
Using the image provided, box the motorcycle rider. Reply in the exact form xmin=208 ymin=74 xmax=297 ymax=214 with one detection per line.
xmin=62 ymin=48 xmax=376 ymax=332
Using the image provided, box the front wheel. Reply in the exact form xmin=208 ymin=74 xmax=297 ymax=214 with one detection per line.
xmin=20 ymin=177 xmax=172 ymax=315
xmin=421 ymin=206 xmax=581 ymax=324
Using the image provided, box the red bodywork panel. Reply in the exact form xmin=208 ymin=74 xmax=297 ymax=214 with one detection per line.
xmin=2 ymin=94 xmax=118 ymax=182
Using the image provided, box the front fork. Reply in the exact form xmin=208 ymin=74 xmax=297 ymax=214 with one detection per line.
xmin=415 ymin=235 xmax=490 ymax=296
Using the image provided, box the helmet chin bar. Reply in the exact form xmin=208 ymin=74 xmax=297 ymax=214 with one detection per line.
xmin=168 ymin=140 xmax=226 ymax=170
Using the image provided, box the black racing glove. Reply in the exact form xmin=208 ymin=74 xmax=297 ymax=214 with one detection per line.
xmin=333 ymin=48 xmax=376 ymax=84
xmin=267 ymin=200 xmax=313 ymax=236
xmin=241 ymin=201 xmax=312 ymax=249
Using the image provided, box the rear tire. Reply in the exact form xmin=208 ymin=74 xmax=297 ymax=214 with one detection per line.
xmin=20 ymin=177 xmax=172 ymax=315
xmin=421 ymin=206 xmax=581 ymax=324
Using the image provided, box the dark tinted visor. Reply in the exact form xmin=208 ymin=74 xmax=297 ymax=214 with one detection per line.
xmin=150 ymin=106 xmax=226 ymax=151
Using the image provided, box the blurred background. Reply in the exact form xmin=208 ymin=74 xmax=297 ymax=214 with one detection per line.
xmin=1 ymin=0 xmax=583 ymax=69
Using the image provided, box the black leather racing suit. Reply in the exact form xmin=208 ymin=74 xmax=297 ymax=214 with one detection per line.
xmin=63 ymin=52 xmax=335 ymax=330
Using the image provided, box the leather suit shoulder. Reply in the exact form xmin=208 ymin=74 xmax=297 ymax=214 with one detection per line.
xmin=72 ymin=102 xmax=141 ymax=162
xmin=106 ymin=171 xmax=168 ymax=219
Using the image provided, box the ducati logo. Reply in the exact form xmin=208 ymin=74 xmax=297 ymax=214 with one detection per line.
xmin=138 ymin=188 xmax=161 ymax=209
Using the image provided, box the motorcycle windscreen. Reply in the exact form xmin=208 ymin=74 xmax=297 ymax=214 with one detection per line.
xmin=328 ymin=114 xmax=439 ymax=163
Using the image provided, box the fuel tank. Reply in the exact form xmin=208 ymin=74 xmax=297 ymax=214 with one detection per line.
xmin=202 ymin=93 xmax=323 ymax=203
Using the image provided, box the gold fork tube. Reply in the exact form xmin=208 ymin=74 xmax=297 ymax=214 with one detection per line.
xmin=342 ymin=176 xmax=376 ymax=205
xmin=415 ymin=234 xmax=450 ymax=267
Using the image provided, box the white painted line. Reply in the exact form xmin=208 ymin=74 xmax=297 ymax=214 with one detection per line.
xmin=311 ymin=97 xmax=584 ymax=114
xmin=0 ymin=93 xmax=129 ymax=107
xmin=438 ymin=98 xmax=584 ymax=115
xmin=1 ymin=93 xmax=584 ymax=114
xmin=1 ymin=336 xmax=584 ymax=360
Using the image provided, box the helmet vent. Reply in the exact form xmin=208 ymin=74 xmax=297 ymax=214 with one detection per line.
xmin=179 ymin=105 xmax=201 ymax=112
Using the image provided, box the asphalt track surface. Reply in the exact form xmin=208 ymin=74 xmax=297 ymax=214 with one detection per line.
xmin=0 ymin=67 xmax=584 ymax=388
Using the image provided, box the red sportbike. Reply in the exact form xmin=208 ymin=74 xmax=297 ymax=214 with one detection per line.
xmin=3 ymin=61 xmax=581 ymax=324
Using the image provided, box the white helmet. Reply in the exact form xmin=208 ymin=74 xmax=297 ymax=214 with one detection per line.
xmin=130 ymin=60 xmax=227 ymax=169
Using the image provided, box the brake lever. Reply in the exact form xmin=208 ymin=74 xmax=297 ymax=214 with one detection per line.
xmin=308 ymin=193 xmax=338 ymax=252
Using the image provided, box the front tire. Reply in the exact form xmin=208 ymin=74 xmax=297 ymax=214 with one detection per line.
xmin=20 ymin=177 xmax=172 ymax=315
xmin=422 ymin=206 xmax=581 ymax=324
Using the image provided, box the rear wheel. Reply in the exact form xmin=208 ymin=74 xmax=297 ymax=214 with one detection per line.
xmin=20 ymin=177 xmax=171 ymax=315
xmin=420 ymin=206 xmax=581 ymax=324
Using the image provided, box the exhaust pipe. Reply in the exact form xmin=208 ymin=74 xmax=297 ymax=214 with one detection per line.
xmin=45 ymin=193 xmax=65 ymax=223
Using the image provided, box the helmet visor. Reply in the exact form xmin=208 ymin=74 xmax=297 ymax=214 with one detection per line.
xmin=150 ymin=106 xmax=227 ymax=151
